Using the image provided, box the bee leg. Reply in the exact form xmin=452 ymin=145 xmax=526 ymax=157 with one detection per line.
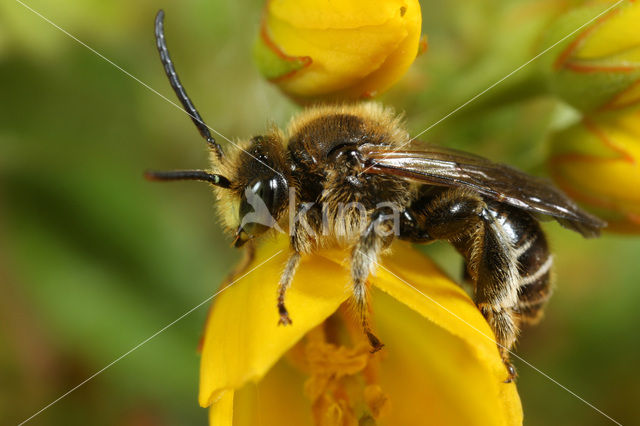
xmin=276 ymin=251 xmax=301 ymax=325
xmin=471 ymin=216 xmax=523 ymax=383
xmin=411 ymin=189 xmax=520 ymax=381
xmin=474 ymin=209 xmax=554 ymax=383
xmin=276 ymin=205 xmax=319 ymax=326
xmin=351 ymin=210 xmax=395 ymax=352
xmin=398 ymin=207 xmax=434 ymax=243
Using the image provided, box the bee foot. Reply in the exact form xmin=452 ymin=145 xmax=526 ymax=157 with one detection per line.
xmin=278 ymin=315 xmax=292 ymax=326
xmin=278 ymin=304 xmax=292 ymax=326
xmin=366 ymin=331 xmax=385 ymax=353
xmin=503 ymin=361 xmax=517 ymax=383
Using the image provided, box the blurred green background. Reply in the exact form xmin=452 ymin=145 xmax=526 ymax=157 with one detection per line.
xmin=0 ymin=0 xmax=638 ymax=425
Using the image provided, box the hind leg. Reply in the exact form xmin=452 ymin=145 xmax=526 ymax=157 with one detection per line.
xmin=471 ymin=207 xmax=554 ymax=382
xmin=402 ymin=189 xmax=522 ymax=380
xmin=401 ymin=189 xmax=555 ymax=381
xmin=457 ymin=216 xmax=522 ymax=381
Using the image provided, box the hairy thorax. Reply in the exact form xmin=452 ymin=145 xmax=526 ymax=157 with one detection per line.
xmin=284 ymin=105 xmax=412 ymax=251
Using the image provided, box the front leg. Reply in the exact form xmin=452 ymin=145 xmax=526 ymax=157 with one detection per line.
xmin=276 ymin=203 xmax=314 ymax=326
xmin=277 ymin=251 xmax=301 ymax=325
xmin=351 ymin=210 xmax=395 ymax=352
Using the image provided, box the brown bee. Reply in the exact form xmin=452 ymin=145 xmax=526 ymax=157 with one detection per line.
xmin=147 ymin=10 xmax=606 ymax=381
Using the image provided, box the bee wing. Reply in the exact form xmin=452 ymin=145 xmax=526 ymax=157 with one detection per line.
xmin=363 ymin=146 xmax=606 ymax=237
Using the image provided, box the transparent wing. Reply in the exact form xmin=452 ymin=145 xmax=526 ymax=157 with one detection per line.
xmin=363 ymin=146 xmax=606 ymax=237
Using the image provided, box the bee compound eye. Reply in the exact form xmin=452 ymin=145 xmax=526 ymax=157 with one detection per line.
xmin=237 ymin=175 xmax=288 ymax=239
xmin=264 ymin=175 xmax=289 ymax=214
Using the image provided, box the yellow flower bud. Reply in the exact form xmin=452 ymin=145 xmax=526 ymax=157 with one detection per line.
xmin=548 ymin=106 xmax=640 ymax=232
xmin=543 ymin=1 xmax=640 ymax=112
xmin=253 ymin=0 xmax=423 ymax=102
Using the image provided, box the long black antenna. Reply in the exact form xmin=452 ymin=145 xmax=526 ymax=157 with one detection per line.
xmin=154 ymin=10 xmax=224 ymax=161
xmin=144 ymin=170 xmax=231 ymax=188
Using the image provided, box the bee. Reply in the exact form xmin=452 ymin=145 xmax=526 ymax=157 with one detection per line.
xmin=147 ymin=10 xmax=606 ymax=381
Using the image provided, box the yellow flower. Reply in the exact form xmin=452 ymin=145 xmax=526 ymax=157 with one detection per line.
xmin=548 ymin=106 xmax=640 ymax=233
xmin=542 ymin=1 xmax=640 ymax=112
xmin=199 ymin=235 xmax=522 ymax=425
xmin=253 ymin=0 xmax=423 ymax=103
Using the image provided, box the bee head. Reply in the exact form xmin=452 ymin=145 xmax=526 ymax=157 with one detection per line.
xmin=230 ymin=134 xmax=289 ymax=247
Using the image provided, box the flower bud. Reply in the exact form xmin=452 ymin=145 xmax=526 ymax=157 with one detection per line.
xmin=542 ymin=1 xmax=640 ymax=112
xmin=548 ymin=106 xmax=640 ymax=232
xmin=253 ymin=0 xmax=422 ymax=102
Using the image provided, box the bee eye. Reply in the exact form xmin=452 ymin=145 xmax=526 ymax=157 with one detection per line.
xmin=234 ymin=174 xmax=288 ymax=247
xmin=245 ymin=176 xmax=287 ymax=214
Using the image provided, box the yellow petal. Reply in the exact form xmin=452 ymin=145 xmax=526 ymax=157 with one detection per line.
xmin=267 ymin=13 xmax=409 ymax=96
xmin=208 ymin=391 xmax=234 ymax=426
xmin=230 ymin=359 xmax=313 ymax=426
xmin=366 ymin=242 xmax=514 ymax=382
xmin=372 ymin=288 xmax=522 ymax=426
xmin=336 ymin=4 xmax=422 ymax=99
xmin=255 ymin=0 xmax=422 ymax=101
xmin=269 ymin=0 xmax=411 ymax=30
xmin=222 ymin=293 xmax=523 ymax=426
xmin=199 ymin=236 xmax=352 ymax=408
xmin=321 ymin=242 xmax=521 ymax=424
xmin=210 ymin=240 xmax=522 ymax=425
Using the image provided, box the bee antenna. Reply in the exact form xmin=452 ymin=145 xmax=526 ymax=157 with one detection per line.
xmin=144 ymin=170 xmax=231 ymax=189
xmin=154 ymin=10 xmax=224 ymax=161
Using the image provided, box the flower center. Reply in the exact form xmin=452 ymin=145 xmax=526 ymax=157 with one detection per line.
xmin=286 ymin=306 xmax=389 ymax=425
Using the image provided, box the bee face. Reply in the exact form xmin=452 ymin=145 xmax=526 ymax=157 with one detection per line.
xmin=225 ymin=134 xmax=289 ymax=247
xmin=234 ymin=173 xmax=288 ymax=246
